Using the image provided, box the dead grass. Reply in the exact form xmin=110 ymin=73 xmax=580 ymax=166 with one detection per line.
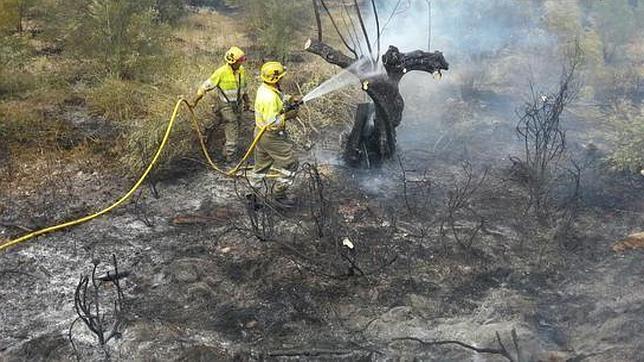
xmin=86 ymin=79 xmax=151 ymax=122
xmin=0 ymin=95 xmax=68 ymax=147
xmin=0 ymin=69 xmax=37 ymax=97
xmin=174 ymin=10 xmax=251 ymax=56
xmin=1 ymin=8 xmax=359 ymax=183
xmin=0 ymin=143 xmax=117 ymax=197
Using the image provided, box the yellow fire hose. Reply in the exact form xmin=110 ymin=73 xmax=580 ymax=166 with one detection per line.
xmin=0 ymin=98 xmax=272 ymax=252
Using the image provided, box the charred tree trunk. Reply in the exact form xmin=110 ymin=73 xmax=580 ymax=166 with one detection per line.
xmin=306 ymin=39 xmax=448 ymax=167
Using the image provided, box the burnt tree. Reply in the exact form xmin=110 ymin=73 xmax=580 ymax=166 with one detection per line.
xmin=306 ymin=0 xmax=448 ymax=167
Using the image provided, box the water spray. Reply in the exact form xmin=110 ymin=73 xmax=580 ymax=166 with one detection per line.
xmin=300 ymin=58 xmax=386 ymax=104
xmin=300 ymin=57 xmax=444 ymax=106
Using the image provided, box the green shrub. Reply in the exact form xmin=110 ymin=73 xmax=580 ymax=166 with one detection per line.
xmin=154 ymin=0 xmax=186 ymax=24
xmin=48 ymin=0 xmax=170 ymax=80
xmin=234 ymin=0 xmax=311 ymax=61
xmin=607 ymin=101 xmax=644 ymax=174
xmin=0 ymin=0 xmax=37 ymax=33
xmin=0 ymin=34 xmax=35 ymax=96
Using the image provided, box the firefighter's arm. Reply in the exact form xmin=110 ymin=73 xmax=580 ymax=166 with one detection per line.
xmin=192 ymin=70 xmax=221 ymax=107
xmin=266 ymin=98 xmax=286 ymax=127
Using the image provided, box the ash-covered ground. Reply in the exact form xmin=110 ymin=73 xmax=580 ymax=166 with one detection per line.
xmin=1 ymin=70 xmax=643 ymax=361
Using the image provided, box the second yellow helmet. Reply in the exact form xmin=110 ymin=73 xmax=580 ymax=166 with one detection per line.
xmin=260 ymin=61 xmax=287 ymax=84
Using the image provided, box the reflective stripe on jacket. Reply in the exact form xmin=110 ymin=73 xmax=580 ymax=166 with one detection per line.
xmin=200 ymin=64 xmax=248 ymax=102
xmin=254 ymin=83 xmax=286 ymax=130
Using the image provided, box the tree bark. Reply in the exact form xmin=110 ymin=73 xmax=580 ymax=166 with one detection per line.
xmin=305 ymin=39 xmax=448 ymax=167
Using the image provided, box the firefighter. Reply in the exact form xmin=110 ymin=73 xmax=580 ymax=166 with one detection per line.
xmin=192 ymin=46 xmax=250 ymax=162
xmin=253 ymin=61 xmax=300 ymax=206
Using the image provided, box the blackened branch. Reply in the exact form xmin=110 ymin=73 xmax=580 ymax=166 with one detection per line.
xmin=370 ymin=0 xmax=381 ymax=59
xmin=304 ymin=39 xmax=355 ymax=69
xmin=353 ymin=0 xmax=373 ymax=61
xmin=318 ymin=0 xmax=358 ymax=58
xmin=390 ymin=334 xmax=517 ymax=362
xmin=312 ymin=0 xmax=322 ymax=42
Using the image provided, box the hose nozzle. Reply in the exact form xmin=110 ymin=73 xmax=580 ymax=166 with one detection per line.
xmin=284 ymin=99 xmax=304 ymax=113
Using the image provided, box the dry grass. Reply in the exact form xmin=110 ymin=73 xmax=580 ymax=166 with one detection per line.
xmin=86 ymin=79 xmax=151 ymax=122
xmin=1 ymin=8 xmax=360 ymax=182
xmin=0 ymin=91 xmax=71 ymax=147
xmin=81 ymin=10 xmax=252 ymax=175
xmin=175 ymin=10 xmax=252 ymax=54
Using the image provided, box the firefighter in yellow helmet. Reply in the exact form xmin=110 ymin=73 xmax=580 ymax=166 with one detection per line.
xmin=192 ymin=46 xmax=250 ymax=162
xmin=253 ymin=61 xmax=301 ymax=206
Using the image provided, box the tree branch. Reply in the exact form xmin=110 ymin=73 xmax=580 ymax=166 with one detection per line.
xmin=353 ymin=0 xmax=373 ymax=61
xmin=312 ymin=0 xmax=322 ymax=42
xmin=370 ymin=0 xmax=381 ymax=59
xmin=318 ymin=0 xmax=358 ymax=58
xmin=340 ymin=1 xmax=365 ymax=57
xmin=305 ymin=39 xmax=355 ymax=69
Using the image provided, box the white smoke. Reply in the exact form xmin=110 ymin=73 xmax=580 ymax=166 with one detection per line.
xmin=353 ymin=0 xmax=567 ymax=160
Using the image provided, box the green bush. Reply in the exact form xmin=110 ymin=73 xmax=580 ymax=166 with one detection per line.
xmin=48 ymin=0 xmax=171 ymax=80
xmin=154 ymin=0 xmax=186 ymax=24
xmin=0 ymin=0 xmax=37 ymax=33
xmin=234 ymin=0 xmax=311 ymax=61
xmin=607 ymin=101 xmax=644 ymax=174
xmin=0 ymin=34 xmax=34 ymax=96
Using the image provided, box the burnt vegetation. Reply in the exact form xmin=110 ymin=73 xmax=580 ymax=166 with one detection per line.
xmin=511 ymin=44 xmax=582 ymax=221
xmin=1 ymin=0 xmax=643 ymax=361
xmin=69 ymin=255 xmax=126 ymax=359
xmin=235 ymin=162 xmax=400 ymax=281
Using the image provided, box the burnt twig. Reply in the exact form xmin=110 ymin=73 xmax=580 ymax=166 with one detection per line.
xmin=391 ymin=328 xmax=521 ymax=362
xmin=514 ymin=42 xmax=582 ymax=219
xmin=71 ymin=256 xmax=125 ymax=352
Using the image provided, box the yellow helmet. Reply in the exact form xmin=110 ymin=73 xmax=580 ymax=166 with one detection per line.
xmin=224 ymin=46 xmax=246 ymax=64
xmin=260 ymin=61 xmax=287 ymax=84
